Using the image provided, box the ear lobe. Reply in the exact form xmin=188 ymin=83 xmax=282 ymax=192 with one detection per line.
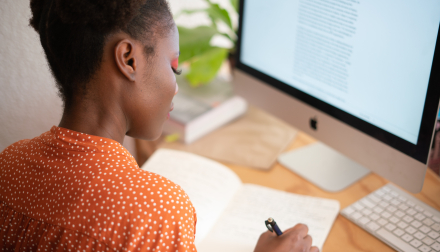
xmin=115 ymin=39 xmax=137 ymax=81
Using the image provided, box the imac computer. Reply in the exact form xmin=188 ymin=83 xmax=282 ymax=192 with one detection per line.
xmin=233 ymin=0 xmax=440 ymax=193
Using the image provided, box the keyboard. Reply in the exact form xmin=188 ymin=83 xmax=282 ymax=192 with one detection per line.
xmin=341 ymin=184 xmax=440 ymax=252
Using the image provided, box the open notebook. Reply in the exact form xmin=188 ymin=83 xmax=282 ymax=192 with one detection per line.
xmin=141 ymin=149 xmax=340 ymax=251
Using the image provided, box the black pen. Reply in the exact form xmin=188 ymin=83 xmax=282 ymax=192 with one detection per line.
xmin=265 ymin=217 xmax=283 ymax=236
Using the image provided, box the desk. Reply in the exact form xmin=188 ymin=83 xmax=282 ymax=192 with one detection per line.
xmin=226 ymin=131 xmax=440 ymax=252
xmin=136 ymin=131 xmax=440 ymax=252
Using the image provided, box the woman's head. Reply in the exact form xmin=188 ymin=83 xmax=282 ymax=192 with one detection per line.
xmin=29 ymin=0 xmax=175 ymax=108
xmin=30 ymin=0 xmax=180 ymax=141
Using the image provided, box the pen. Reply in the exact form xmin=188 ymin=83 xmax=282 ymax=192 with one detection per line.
xmin=265 ymin=217 xmax=283 ymax=236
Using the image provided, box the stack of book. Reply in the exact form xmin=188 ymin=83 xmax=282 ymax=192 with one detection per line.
xmin=164 ymin=76 xmax=247 ymax=144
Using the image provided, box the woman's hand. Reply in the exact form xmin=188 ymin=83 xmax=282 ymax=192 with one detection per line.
xmin=254 ymin=223 xmax=319 ymax=252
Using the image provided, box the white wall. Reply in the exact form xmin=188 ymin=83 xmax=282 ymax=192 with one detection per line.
xmin=0 ymin=0 xmax=233 ymax=154
xmin=0 ymin=0 xmax=63 ymax=151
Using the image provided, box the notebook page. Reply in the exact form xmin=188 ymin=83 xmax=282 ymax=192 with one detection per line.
xmin=141 ymin=149 xmax=242 ymax=244
xmin=198 ymin=184 xmax=340 ymax=252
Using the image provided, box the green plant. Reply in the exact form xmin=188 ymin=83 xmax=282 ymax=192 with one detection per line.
xmin=177 ymin=0 xmax=238 ymax=86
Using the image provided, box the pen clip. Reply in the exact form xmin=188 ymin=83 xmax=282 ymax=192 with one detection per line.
xmin=265 ymin=220 xmax=274 ymax=232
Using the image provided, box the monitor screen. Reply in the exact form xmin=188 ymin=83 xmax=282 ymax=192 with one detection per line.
xmin=236 ymin=0 xmax=440 ymax=164
xmin=234 ymin=0 xmax=440 ymax=192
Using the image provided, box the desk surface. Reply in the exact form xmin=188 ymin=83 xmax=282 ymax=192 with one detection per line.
xmin=223 ymin=131 xmax=440 ymax=252
xmin=137 ymin=130 xmax=440 ymax=251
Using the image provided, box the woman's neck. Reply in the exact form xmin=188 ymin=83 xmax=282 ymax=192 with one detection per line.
xmin=58 ymin=91 xmax=127 ymax=144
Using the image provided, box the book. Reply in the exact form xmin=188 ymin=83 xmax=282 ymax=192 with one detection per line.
xmin=163 ymin=76 xmax=248 ymax=144
xmin=141 ymin=149 xmax=340 ymax=252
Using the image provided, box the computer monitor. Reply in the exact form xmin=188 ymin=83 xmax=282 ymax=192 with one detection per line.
xmin=233 ymin=0 xmax=440 ymax=193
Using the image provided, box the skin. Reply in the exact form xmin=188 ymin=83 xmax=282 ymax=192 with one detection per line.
xmin=255 ymin=224 xmax=319 ymax=252
xmin=57 ymin=21 xmax=318 ymax=252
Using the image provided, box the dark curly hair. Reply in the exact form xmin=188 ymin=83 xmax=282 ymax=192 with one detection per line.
xmin=29 ymin=0 xmax=174 ymax=108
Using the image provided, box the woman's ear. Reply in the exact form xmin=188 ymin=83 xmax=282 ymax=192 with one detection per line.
xmin=115 ymin=39 xmax=137 ymax=81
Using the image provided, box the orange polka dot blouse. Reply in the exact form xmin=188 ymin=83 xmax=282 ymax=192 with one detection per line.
xmin=0 ymin=126 xmax=197 ymax=251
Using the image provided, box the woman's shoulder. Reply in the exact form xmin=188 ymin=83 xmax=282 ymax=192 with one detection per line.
xmin=95 ymin=164 xmax=193 ymax=207
xmin=0 ymin=130 xmax=51 ymax=159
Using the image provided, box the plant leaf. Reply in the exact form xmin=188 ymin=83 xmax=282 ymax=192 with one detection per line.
xmin=174 ymin=8 xmax=207 ymax=19
xmin=206 ymin=2 xmax=233 ymax=31
xmin=185 ymin=47 xmax=228 ymax=86
xmin=230 ymin=0 xmax=239 ymax=13
xmin=178 ymin=26 xmax=218 ymax=63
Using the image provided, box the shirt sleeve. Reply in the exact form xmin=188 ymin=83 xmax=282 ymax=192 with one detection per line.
xmin=111 ymin=171 xmax=198 ymax=252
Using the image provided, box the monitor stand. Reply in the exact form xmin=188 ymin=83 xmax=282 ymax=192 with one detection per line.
xmin=278 ymin=142 xmax=371 ymax=192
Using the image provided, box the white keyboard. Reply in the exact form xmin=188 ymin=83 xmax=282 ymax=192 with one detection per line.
xmin=341 ymin=184 xmax=440 ymax=252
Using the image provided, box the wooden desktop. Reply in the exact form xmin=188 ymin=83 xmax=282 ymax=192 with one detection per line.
xmin=136 ymin=130 xmax=440 ymax=252
xmin=226 ymin=131 xmax=440 ymax=252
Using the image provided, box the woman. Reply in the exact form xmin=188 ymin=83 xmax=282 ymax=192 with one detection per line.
xmin=0 ymin=0 xmax=319 ymax=251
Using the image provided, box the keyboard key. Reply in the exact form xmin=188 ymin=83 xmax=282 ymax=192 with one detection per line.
xmin=398 ymin=221 xmax=409 ymax=229
xmin=387 ymin=205 xmax=397 ymax=213
xmin=362 ymin=208 xmax=373 ymax=216
xmin=428 ymin=231 xmax=439 ymax=239
xmin=422 ymin=237 xmax=435 ymax=246
xmin=424 ymin=211 xmax=433 ymax=218
xmin=359 ymin=216 xmax=370 ymax=225
xmin=385 ymin=223 xmax=396 ymax=231
xmin=419 ymin=244 xmax=431 ymax=252
xmin=366 ymin=221 xmax=380 ymax=231
xmin=391 ymin=199 xmax=400 ymax=206
xmin=389 ymin=216 xmax=400 ymax=224
xmin=342 ymin=206 xmax=355 ymax=216
xmin=391 ymin=191 xmax=399 ymax=197
xmin=415 ymin=232 xmax=427 ymax=240
xmin=393 ymin=228 xmax=405 ymax=237
xmin=412 ymin=220 xmax=423 ymax=228
xmin=396 ymin=210 xmax=406 ymax=218
xmin=398 ymin=196 xmax=407 ymax=202
xmin=383 ymin=195 xmax=393 ymax=201
xmin=407 ymin=201 xmax=416 ymax=207
xmin=423 ymin=218 xmax=434 ymax=226
xmin=353 ymin=202 xmax=364 ymax=211
xmin=415 ymin=206 xmax=425 ymax=212
xmin=410 ymin=239 xmax=423 ymax=248
xmin=374 ymin=188 xmax=386 ymax=197
xmin=381 ymin=211 xmax=392 ymax=219
xmin=402 ymin=233 xmax=414 ymax=242
xmin=394 ymin=210 xmax=405 ymax=218
xmin=361 ymin=198 xmax=375 ymax=208
xmin=351 ymin=212 xmax=362 ymax=220
xmin=432 ymin=242 xmax=440 ymax=251
xmin=374 ymin=206 xmax=384 ymax=214
xmin=420 ymin=225 xmax=431 ymax=234
xmin=433 ymin=223 xmax=440 ymax=232
xmin=375 ymin=190 xmax=385 ymax=197
xmin=437 ymin=237 xmax=440 ymax=243
xmin=377 ymin=229 xmax=418 ymax=252
xmin=433 ymin=216 xmax=440 ymax=223
xmin=379 ymin=201 xmax=389 ymax=208
xmin=368 ymin=194 xmax=381 ymax=203
xmin=415 ymin=213 xmax=426 ymax=221
xmin=406 ymin=226 xmax=417 ymax=234
xmin=383 ymin=186 xmax=391 ymax=192
xmin=378 ymin=218 xmax=388 ymax=226
xmin=399 ymin=204 xmax=409 ymax=211
xmin=404 ymin=215 xmax=415 ymax=223
xmin=370 ymin=213 xmax=380 ymax=221
xmin=407 ymin=208 xmax=418 ymax=216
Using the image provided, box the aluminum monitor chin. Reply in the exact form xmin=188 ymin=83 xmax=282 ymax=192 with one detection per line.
xmin=233 ymin=0 xmax=440 ymax=193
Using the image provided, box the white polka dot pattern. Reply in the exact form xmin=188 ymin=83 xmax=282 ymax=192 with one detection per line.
xmin=0 ymin=126 xmax=197 ymax=251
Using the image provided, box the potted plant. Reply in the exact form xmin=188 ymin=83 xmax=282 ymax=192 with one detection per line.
xmin=176 ymin=0 xmax=238 ymax=86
